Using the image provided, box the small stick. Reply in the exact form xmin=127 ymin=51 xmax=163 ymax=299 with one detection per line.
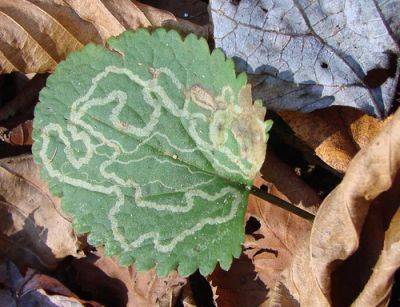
xmin=250 ymin=185 xmax=315 ymax=222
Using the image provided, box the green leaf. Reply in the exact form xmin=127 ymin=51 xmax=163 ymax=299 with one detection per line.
xmin=32 ymin=29 xmax=269 ymax=276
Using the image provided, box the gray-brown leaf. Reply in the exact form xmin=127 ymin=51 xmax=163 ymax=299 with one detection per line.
xmin=211 ymin=0 xmax=400 ymax=118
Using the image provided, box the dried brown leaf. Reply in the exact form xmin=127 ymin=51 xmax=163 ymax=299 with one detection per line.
xmin=208 ymin=151 xmax=320 ymax=306
xmin=275 ymin=108 xmax=400 ymax=306
xmin=0 ymin=155 xmax=81 ymax=271
xmin=71 ymin=248 xmax=186 ymax=307
xmin=0 ymin=259 xmax=100 ymax=306
xmin=0 ymin=119 xmax=33 ymax=145
xmin=279 ymin=106 xmax=392 ymax=173
xmin=245 ymin=152 xmax=320 ymax=288
xmin=142 ymin=0 xmax=209 ymax=25
xmin=209 ymin=255 xmax=268 ymax=307
xmin=352 ymin=208 xmax=400 ymax=307
xmin=0 ymin=0 xmax=208 ymax=74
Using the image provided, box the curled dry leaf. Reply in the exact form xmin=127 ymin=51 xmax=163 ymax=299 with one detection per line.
xmin=0 ymin=259 xmax=100 ymax=306
xmin=208 ymin=151 xmax=321 ymax=305
xmin=70 ymin=247 xmax=186 ymax=307
xmin=0 ymin=155 xmax=81 ymax=271
xmin=275 ymin=108 xmax=400 ymax=306
xmin=279 ymin=106 xmax=393 ymax=173
xmin=352 ymin=208 xmax=400 ymax=306
xmin=0 ymin=0 xmax=207 ymax=74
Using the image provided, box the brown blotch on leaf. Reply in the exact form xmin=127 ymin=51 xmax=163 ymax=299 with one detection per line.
xmin=232 ymin=85 xmax=266 ymax=173
xmin=188 ymin=84 xmax=217 ymax=111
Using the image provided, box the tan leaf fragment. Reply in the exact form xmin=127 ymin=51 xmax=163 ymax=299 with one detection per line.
xmin=71 ymin=247 xmax=186 ymax=307
xmin=279 ymin=106 xmax=392 ymax=173
xmin=0 ymin=155 xmax=81 ymax=271
xmin=274 ymin=107 xmax=400 ymax=306
xmin=0 ymin=0 xmax=208 ymax=73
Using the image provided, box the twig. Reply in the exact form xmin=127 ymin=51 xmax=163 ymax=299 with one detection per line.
xmin=250 ymin=185 xmax=315 ymax=222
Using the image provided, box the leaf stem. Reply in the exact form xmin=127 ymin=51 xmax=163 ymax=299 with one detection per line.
xmin=250 ymin=186 xmax=315 ymax=222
